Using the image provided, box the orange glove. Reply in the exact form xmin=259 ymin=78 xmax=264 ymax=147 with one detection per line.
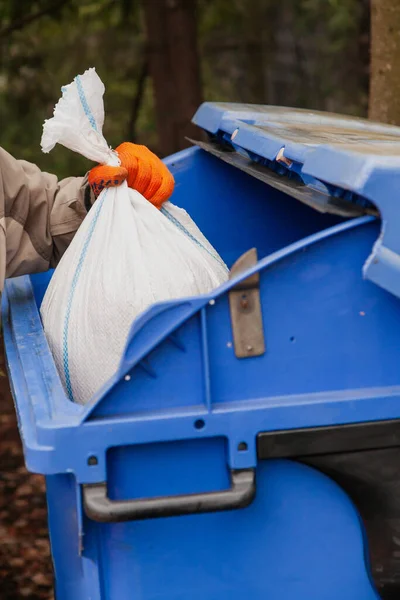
xmin=88 ymin=142 xmax=174 ymax=209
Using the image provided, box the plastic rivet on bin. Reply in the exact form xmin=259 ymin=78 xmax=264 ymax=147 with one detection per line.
xmin=276 ymin=147 xmax=293 ymax=167
xmin=209 ymin=299 xmax=215 ymax=306
xmin=124 ymin=375 xmax=131 ymax=381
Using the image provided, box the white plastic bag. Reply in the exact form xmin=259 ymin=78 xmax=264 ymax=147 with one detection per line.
xmin=40 ymin=68 xmax=228 ymax=405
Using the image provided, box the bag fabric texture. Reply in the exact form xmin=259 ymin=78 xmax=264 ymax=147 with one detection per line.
xmin=40 ymin=68 xmax=228 ymax=404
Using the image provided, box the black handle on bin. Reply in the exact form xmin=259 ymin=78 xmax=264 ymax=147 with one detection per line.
xmin=82 ymin=468 xmax=256 ymax=522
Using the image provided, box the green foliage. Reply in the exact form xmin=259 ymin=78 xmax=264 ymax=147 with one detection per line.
xmin=0 ymin=0 xmax=149 ymax=178
xmin=0 ymin=0 xmax=369 ymax=179
xmin=291 ymin=0 xmax=369 ymax=114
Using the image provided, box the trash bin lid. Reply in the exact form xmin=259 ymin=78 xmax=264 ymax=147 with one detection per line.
xmin=192 ymin=103 xmax=400 ymax=301
xmin=193 ymin=102 xmax=400 ymax=179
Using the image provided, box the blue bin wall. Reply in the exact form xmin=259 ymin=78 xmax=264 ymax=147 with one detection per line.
xmin=90 ymin=217 xmax=399 ymax=425
xmin=162 ymin=148 xmax=341 ymax=268
xmin=31 ymin=147 xmax=341 ymax=310
xmin=44 ymin=459 xmax=378 ymax=600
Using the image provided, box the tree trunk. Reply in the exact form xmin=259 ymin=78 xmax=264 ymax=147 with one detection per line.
xmin=143 ymin=0 xmax=203 ymax=156
xmin=127 ymin=57 xmax=149 ymax=141
xmin=241 ymin=0 xmax=277 ymax=105
xmin=242 ymin=0 xmax=267 ymax=104
xmin=369 ymin=0 xmax=400 ymax=125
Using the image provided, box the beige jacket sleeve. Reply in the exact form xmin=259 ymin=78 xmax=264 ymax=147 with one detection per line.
xmin=0 ymin=147 xmax=94 ymax=291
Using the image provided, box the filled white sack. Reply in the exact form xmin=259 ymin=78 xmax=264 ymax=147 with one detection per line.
xmin=40 ymin=68 xmax=228 ymax=404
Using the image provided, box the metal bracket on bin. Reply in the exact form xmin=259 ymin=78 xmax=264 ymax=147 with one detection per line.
xmin=82 ymin=468 xmax=256 ymax=522
xmin=229 ymin=248 xmax=265 ymax=358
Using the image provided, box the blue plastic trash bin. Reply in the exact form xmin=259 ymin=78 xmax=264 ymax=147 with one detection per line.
xmin=7 ymin=103 xmax=400 ymax=599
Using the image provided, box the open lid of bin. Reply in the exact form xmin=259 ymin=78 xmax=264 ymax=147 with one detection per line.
xmin=192 ymin=102 xmax=400 ymax=301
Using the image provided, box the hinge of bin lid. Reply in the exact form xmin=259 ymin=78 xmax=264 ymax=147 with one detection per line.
xmin=228 ymin=248 xmax=265 ymax=358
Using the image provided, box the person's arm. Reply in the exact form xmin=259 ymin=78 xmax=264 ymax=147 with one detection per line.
xmin=0 ymin=146 xmax=95 ymax=291
xmin=0 ymin=141 xmax=174 ymax=292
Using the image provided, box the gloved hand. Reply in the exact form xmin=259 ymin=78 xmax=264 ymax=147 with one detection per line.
xmin=88 ymin=142 xmax=174 ymax=209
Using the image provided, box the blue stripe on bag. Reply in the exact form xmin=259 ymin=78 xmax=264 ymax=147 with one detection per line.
xmin=75 ymin=75 xmax=99 ymax=132
xmin=62 ymin=191 xmax=108 ymax=402
xmin=160 ymin=206 xmax=226 ymax=270
xmin=62 ymin=77 xmax=103 ymax=401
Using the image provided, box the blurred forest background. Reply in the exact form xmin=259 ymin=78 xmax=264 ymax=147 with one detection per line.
xmin=0 ymin=0 xmax=398 ymax=176
xmin=0 ymin=0 xmax=376 ymax=179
